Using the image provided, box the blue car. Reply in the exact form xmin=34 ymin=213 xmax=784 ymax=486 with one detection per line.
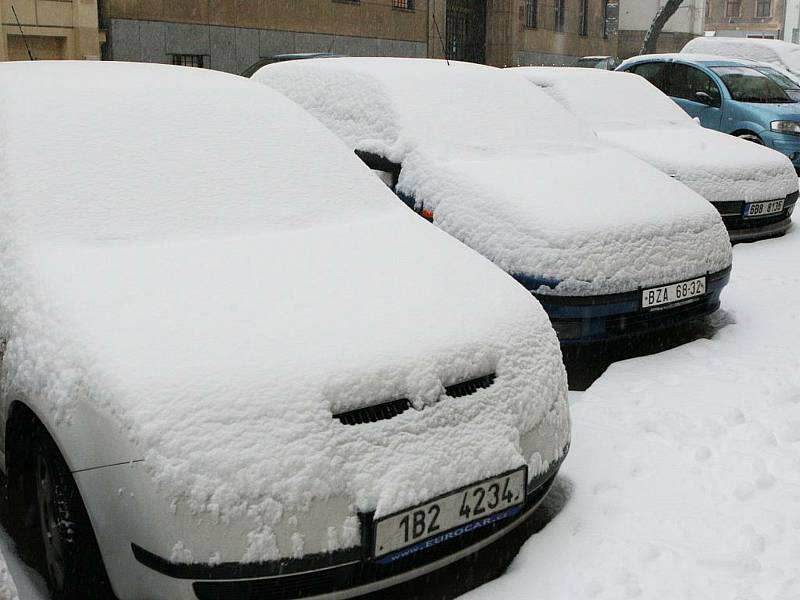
xmin=618 ymin=54 xmax=800 ymax=170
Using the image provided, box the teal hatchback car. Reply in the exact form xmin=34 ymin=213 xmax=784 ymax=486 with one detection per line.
xmin=618 ymin=54 xmax=800 ymax=170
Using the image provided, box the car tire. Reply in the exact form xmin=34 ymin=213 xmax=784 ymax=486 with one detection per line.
xmin=736 ymin=133 xmax=764 ymax=145
xmin=31 ymin=428 xmax=116 ymax=600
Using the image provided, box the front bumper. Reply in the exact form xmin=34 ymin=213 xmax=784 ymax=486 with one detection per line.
xmin=713 ymin=191 xmax=796 ymax=243
xmin=526 ymin=266 xmax=731 ymax=344
xmin=764 ymin=131 xmax=800 ymax=168
xmin=129 ymin=454 xmax=566 ymax=600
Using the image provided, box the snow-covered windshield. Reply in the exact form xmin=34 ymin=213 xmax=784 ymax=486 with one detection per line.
xmin=517 ymin=69 xmax=694 ymax=131
xmin=711 ymin=66 xmax=794 ymax=103
xmin=0 ymin=62 xmax=400 ymax=246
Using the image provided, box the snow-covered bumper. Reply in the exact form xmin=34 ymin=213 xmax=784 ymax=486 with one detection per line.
xmin=74 ymin=400 xmax=570 ymax=600
xmin=521 ymin=266 xmax=731 ymax=344
xmin=713 ymin=190 xmax=797 ymax=243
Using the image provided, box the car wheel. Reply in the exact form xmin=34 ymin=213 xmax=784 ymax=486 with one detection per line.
xmin=737 ymin=133 xmax=764 ymax=145
xmin=31 ymin=430 xmax=115 ymax=600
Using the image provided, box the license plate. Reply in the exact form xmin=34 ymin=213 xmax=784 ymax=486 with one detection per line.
xmin=372 ymin=467 xmax=527 ymax=561
xmin=642 ymin=276 xmax=706 ymax=309
xmin=743 ymin=199 xmax=784 ymax=218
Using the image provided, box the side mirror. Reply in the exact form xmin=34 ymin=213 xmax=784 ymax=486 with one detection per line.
xmin=695 ymin=91 xmax=714 ymax=106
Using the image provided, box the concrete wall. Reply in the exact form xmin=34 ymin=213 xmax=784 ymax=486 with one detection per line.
xmin=619 ymin=0 xmax=706 ymax=35
xmin=107 ymin=17 xmax=426 ymax=73
xmin=783 ymin=0 xmax=800 ymax=41
xmin=0 ymin=0 xmax=101 ymax=60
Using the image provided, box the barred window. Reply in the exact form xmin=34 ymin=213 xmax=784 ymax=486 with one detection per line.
xmin=555 ymin=0 xmax=566 ymax=32
xmin=526 ymin=0 xmax=538 ymax=28
xmin=392 ymin=0 xmax=414 ymax=9
xmin=579 ymin=0 xmax=588 ymax=36
xmin=171 ymin=54 xmax=204 ymax=68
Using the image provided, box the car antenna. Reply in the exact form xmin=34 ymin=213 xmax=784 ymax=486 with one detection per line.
xmin=11 ymin=5 xmax=35 ymax=60
xmin=432 ymin=1 xmax=449 ymax=65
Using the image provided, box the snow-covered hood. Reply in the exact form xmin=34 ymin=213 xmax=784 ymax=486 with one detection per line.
xmin=6 ymin=212 xmax=566 ymax=521
xmin=400 ymin=144 xmax=732 ymax=296
xmin=598 ymin=125 xmax=798 ymax=203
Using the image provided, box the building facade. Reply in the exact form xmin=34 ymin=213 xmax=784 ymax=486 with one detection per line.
xmin=617 ymin=0 xmax=706 ymax=58
xmin=705 ymin=0 xmax=785 ymax=38
xmin=0 ymin=0 xmax=101 ymax=61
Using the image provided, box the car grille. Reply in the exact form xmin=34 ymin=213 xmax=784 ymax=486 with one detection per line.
xmin=605 ymin=295 xmax=719 ymax=336
xmin=333 ymin=373 xmax=496 ymax=425
xmin=191 ymin=467 xmax=559 ymax=600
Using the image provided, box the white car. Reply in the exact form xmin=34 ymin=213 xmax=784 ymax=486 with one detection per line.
xmin=0 ymin=62 xmax=571 ymax=599
xmin=254 ymin=58 xmax=733 ymax=343
xmin=510 ymin=67 xmax=799 ymax=242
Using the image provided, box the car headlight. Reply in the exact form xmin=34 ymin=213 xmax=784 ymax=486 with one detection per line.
xmin=771 ymin=120 xmax=800 ymax=136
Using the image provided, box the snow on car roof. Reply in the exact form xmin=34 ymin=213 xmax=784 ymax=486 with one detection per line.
xmin=0 ymin=61 xmax=569 ymax=562
xmin=683 ymin=37 xmax=800 ymax=76
xmin=509 ymin=67 xmax=694 ymax=130
xmin=0 ymin=61 xmax=403 ymax=246
xmin=621 ymin=52 xmax=765 ymax=68
xmin=256 ymin=58 xmax=731 ymax=296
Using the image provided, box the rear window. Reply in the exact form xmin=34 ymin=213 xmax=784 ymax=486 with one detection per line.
xmin=711 ymin=66 xmax=794 ymax=103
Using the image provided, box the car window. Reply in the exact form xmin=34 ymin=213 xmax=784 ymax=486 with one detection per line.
xmin=629 ymin=62 xmax=667 ymax=92
xmin=667 ymin=64 xmax=722 ymax=107
xmin=711 ymin=66 xmax=793 ymax=103
xmin=756 ymin=66 xmax=800 ymax=92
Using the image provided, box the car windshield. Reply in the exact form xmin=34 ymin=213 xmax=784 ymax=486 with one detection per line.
xmin=711 ymin=66 xmax=794 ymax=103
xmin=576 ymin=58 xmax=607 ymax=69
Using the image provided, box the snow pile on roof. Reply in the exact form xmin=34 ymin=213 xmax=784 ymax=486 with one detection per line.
xmin=256 ymin=58 xmax=731 ymax=296
xmin=683 ymin=37 xmax=800 ymax=78
xmin=0 ymin=61 xmax=569 ymax=561
xmin=465 ymin=223 xmax=800 ymax=600
xmin=511 ymin=67 xmax=799 ymax=203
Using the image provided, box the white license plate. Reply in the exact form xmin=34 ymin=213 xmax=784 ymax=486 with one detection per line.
xmin=642 ymin=276 xmax=706 ymax=309
xmin=743 ymin=199 xmax=784 ymax=218
xmin=373 ymin=467 xmax=527 ymax=561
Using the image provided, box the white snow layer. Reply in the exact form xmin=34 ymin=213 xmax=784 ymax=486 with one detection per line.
xmin=465 ymin=218 xmax=800 ymax=600
xmin=255 ymin=58 xmax=732 ymax=296
xmin=0 ymin=62 xmax=569 ymax=561
xmin=683 ymin=36 xmax=800 ymax=78
xmin=0 ymin=552 xmax=17 ymax=600
xmin=511 ymin=67 xmax=799 ymax=203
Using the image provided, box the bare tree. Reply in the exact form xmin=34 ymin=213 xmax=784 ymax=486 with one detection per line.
xmin=640 ymin=0 xmax=686 ymax=55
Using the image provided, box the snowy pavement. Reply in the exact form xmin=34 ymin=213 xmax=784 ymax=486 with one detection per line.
xmin=465 ymin=228 xmax=800 ymax=598
xmin=0 ymin=527 xmax=45 ymax=600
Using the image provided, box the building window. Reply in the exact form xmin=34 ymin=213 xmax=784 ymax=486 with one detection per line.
xmin=756 ymin=0 xmax=771 ymax=16
xmin=526 ymin=0 xmax=537 ymax=27
xmin=706 ymin=1 xmax=711 ymax=17
xmin=579 ymin=0 xmax=588 ymax=35
xmin=555 ymin=0 xmax=566 ymax=32
xmin=793 ymin=28 xmax=799 ymax=43
xmin=725 ymin=0 xmax=741 ymax=17
xmin=603 ymin=0 xmax=617 ymax=39
xmin=172 ymin=54 xmax=204 ymax=68
xmin=392 ymin=0 xmax=414 ymax=9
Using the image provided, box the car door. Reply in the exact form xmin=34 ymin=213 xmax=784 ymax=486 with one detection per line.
xmin=628 ymin=61 xmax=668 ymax=93
xmin=666 ymin=63 xmax=723 ymax=130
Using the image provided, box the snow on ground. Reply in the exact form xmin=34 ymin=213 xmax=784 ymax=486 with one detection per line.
xmin=0 ymin=529 xmax=45 ymax=600
xmin=465 ymin=222 xmax=800 ymax=598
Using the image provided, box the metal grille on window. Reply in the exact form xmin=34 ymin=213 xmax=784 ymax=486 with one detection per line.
xmin=526 ymin=0 xmax=537 ymax=28
xmin=172 ymin=54 xmax=204 ymax=68
xmin=555 ymin=0 xmax=566 ymax=32
xmin=392 ymin=0 xmax=414 ymax=9
xmin=725 ymin=0 xmax=741 ymax=17
xmin=579 ymin=0 xmax=588 ymax=36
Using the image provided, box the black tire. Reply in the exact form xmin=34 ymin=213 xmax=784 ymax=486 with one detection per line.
xmin=736 ymin=132 xmax=764 ymax=145
xmin=30 ymin=429 xmax=116 ymax=600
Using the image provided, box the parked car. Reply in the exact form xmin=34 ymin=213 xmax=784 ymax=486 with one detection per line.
xmin=682 ymin=36 xmax=800 ymax=87
xmin=511 ymin=67 xmax=799 ymax=242
xmin=255 ymin=58 xmax=733 ymax=344
xmin=618 ymin=54 xmax=800 ymax=171
xmin=0 ymin=61 xmax=571 ymax=599
xmin=240 ymin=52 xmax=339 ymax=78
xmin=575 ymin=55 xmax=620 ymax=70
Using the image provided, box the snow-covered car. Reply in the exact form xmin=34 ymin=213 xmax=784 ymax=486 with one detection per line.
xmin=254 ymin=58 xmax=733 ymax=343
xmin=511 ymin=67 xmax=799 ymax=242
xmin=683 ymin=37 xmax=800 ymax=91
xmin=0 ymin=62 xmax=571 ymax=599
